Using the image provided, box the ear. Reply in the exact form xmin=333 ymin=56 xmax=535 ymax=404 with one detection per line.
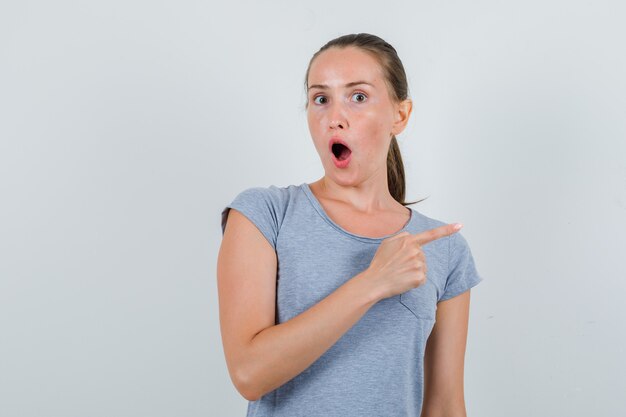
xmin=391 ymin=99 xmax=413 ymax=136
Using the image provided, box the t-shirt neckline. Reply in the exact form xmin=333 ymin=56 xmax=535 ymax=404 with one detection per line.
xmin=300 ymin=182 xmax=414 ymax=243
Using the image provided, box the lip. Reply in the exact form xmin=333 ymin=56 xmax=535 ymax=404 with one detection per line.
xmin=332 ymin=151 xmax=351 ymax=168
xmin=328 ymin=136 xmax=352 ymax=154
xmin=328 ymin=136 xmax=352 ymax=168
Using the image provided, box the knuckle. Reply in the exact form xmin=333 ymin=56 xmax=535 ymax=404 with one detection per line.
xmin=414 ymin=275 xmax=426 ymax=286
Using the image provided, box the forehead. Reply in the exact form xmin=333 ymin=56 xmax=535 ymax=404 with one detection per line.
xmin=308 ymin=46 xmax=384 ymax=86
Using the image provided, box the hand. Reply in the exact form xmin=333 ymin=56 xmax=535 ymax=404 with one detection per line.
xmin=363 ymin=223 xmax=463 ymax=301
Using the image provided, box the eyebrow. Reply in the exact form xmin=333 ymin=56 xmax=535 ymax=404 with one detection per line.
xmin=307 ymin=81 xmax=375 ymax=91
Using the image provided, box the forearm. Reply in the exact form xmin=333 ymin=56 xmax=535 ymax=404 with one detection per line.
xmin=421 ymin=395 xmax=467 ymax=417
xmin=238 ymin=270 xmax=380 ymax=401
xmin=420 ymin=409 xmax=467 ymax=417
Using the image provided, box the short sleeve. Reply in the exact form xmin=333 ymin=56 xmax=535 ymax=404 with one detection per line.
xmin=220 ymin=186 xmax=284 ymax=251
xmin=438 ymin=231 xmax=484 ymax=302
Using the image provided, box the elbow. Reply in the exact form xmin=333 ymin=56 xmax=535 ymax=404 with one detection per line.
xmin=228 ymin=339 xmax=271 ymax=402
xmin=233 ymin=366 xmax=262 ymax=402
xmin=238 ymin=383 xmax=262 ymax=402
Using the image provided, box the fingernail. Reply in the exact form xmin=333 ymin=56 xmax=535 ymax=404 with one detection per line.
xmin=453 ymin=223 xmax=463 ymax=230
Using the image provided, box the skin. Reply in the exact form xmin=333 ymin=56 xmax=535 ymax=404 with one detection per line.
xmin=217 ymin=46 xmax=474 ymax=415
xmin=306 ymin=46 xmax=412 ymax=218
xmin=306 ymin=46 xmax=473 ymax=416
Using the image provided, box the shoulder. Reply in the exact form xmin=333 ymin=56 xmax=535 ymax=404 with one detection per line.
xmin=408 ymin=210 xmax=483 ymax=301
xmin=409 ymin=208 xmax=448 ymax=230
xmin=407 ymin=208 xmax=472 ymax=255
xmin=225 ymin=184 xmax=295 ymax=215
xmin=220 ymin=184 xmax=300 ymax=248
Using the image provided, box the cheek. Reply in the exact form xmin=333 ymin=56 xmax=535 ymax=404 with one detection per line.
xmin=306 ymin=113 xmax=324 ymax=150
xmin=377 ymin=120 xmax=389 ymax=137
xmin=358 ymin=110 xmax=388 ymax=139
xmin=307 ymin=110 xmax=323 ymax=130
xmin=306 ymin=113 xmax=316 ymax=135
xmin=358 ymin=103 xmax=384 ymax=128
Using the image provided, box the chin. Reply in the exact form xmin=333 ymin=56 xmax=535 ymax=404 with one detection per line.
xmin=324 ymin=171 xmax=358 ymax=186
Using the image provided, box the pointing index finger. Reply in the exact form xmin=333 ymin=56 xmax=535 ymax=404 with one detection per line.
xmin=414 ymin=223 xmax=463 ymax=246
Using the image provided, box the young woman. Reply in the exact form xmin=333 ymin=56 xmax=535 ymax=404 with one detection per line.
xmin=218 ymin=33 xmax=484 ymax=417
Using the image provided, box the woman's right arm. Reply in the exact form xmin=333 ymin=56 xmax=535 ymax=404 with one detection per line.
xmin=217 ymin=208 xmax=382 ymax=401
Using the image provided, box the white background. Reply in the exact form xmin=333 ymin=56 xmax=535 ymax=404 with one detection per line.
xmin=1 ymin=1 xmax=625 ymax=416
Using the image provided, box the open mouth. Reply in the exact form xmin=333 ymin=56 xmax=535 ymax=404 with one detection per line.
xmin=331 ymin=142 xmax=352 ymax=161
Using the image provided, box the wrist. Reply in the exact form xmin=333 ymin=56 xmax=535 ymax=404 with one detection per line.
xmin=350 ymin=269 xmax=384 ymax=306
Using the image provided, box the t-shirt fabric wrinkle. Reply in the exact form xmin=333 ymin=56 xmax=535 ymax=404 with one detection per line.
xmin=221 ymin=183 xmax=484 ymax=417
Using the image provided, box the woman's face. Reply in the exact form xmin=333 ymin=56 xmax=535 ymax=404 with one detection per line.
xmin=306 ymin=46 xmax=408 ymax=185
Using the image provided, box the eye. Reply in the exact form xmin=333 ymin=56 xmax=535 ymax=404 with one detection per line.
xmin=351 ymin=92 xmax=367 ymax=102
xmin=313 ymin=95 xmax=327 ymax=105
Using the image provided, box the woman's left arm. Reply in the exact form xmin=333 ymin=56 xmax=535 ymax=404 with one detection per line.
xmin=421 ymin=290 xmax=473 ymax=417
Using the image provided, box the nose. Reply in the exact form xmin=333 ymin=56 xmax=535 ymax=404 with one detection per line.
xmin=328 ymin=101 xmax=348 ymax=130
xmin=330 ymin=119 xmax=345 ymax=129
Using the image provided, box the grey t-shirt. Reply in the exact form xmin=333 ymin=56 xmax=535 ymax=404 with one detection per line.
xmin=220 ymin=182 xmax=484 ymax=417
